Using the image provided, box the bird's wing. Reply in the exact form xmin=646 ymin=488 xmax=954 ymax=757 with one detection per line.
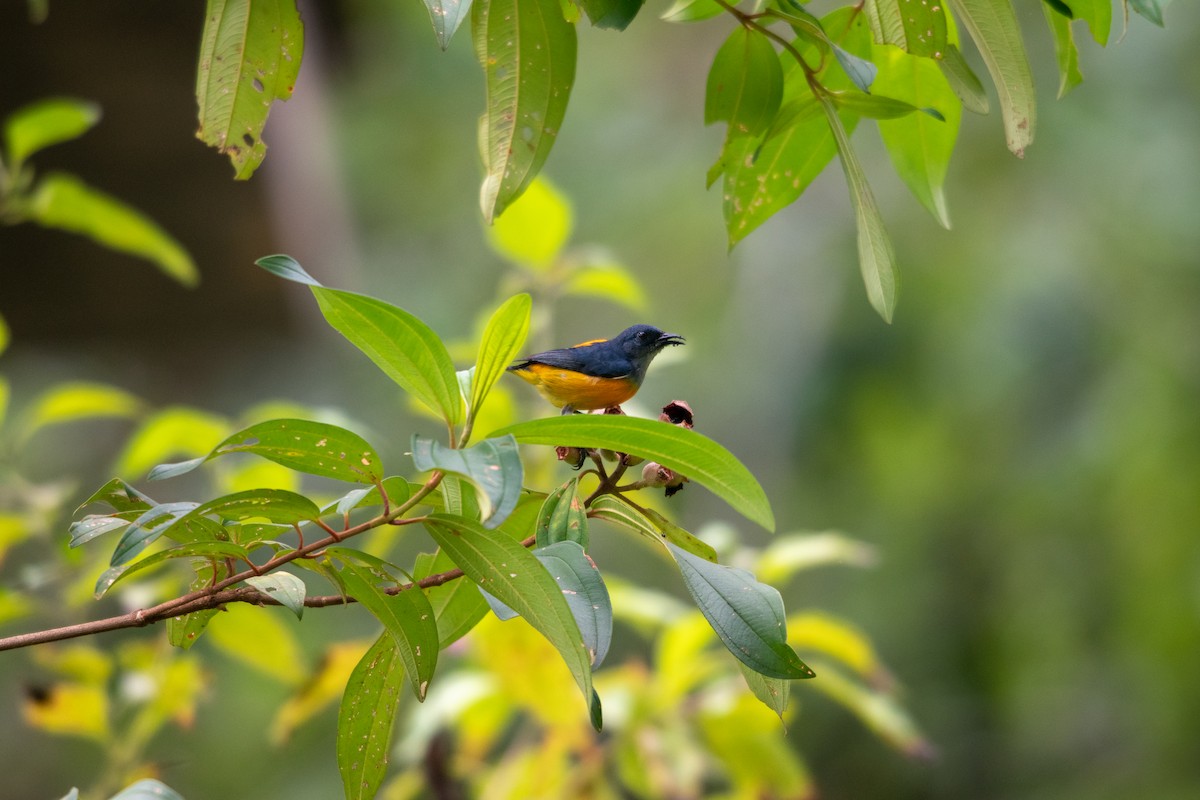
xmin=510 ymin=342 xmax=632 ymax=379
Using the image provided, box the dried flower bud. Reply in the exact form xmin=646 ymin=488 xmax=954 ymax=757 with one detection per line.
xmin=660 ymin=400 xmax=694 ymax=428
xmin=641 ymin=461 xmax=670 ymax=487
xmin=555 ymin=446 xmax=585 ymax=470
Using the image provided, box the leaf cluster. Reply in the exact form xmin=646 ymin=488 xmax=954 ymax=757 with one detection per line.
xmin=26 ymin=255 xmax=824 ymax=799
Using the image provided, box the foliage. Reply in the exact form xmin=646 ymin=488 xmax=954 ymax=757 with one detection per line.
xmin=0 ymin=185 xmax=923 ymax=796
xmin=0 ymin=98 xmax=197 ymax=286
xmin=176 ymin=0 xmax=1172 ymax=321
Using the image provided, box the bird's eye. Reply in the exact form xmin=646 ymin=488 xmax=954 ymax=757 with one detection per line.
xmin=639 ymin=330 xmax=654 ymax=342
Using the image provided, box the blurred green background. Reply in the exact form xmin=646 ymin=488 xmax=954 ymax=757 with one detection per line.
xmin=2 ymin=1 xmax=1198 ymax=798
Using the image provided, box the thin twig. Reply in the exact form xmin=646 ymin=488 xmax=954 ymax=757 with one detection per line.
xmin=0 ymin=471 xmax=448 ymax=652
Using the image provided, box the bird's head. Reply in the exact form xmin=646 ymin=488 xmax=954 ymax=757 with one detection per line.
xmin=614 ymin=324 xmax=685 ymax=365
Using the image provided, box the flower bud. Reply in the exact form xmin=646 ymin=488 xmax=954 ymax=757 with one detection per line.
xmin=555 ymin=446 xmax=585 ymax=470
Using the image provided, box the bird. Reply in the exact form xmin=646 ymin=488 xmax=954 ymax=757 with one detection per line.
xmin=507 ymin=324 xmax=685 ymax=414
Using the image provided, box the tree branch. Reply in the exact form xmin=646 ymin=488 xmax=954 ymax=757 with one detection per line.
xmin=0 ymin=471 xmax=457 ymax=653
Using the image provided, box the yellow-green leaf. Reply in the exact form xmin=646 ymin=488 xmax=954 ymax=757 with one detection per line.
xmin=821 ymin=95 xmax=898 ymax=323
xmin=486 ymin=178 xmax=572 ymax=269
xmin=949 ymin=0 xmax=1035 ymax=157
xmin=3 ymin=97 xmax=100 ymax=168
xmin=26 ymin=173 xmax=198 ymax=286
xmin=470 ymin=295 xmax=531 ymax=427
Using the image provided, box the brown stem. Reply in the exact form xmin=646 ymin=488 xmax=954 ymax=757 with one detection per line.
xmin=0 ymin=471 xmax=447 ymax=653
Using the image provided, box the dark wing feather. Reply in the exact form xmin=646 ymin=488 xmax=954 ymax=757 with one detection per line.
xmin=509 ymin=340 xmax=632 ymax=379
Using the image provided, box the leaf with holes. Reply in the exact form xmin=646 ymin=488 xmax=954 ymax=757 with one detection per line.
xmin=245 ymin=572 xmax=307 ymax=619
xmin=425 ymin=514 xmax=600 ymax=727
xmin=337 ymin=632 xmax=405 ymax=800
xmin=195 ymin=0 xmax=305 ymax=179
xmin=149 ymin=418 xmax=383 ymax=485
xmin=475 ymin=0 xmax=577 ymax=222
xmin=332 ymin=558 xmax=439 ymax=701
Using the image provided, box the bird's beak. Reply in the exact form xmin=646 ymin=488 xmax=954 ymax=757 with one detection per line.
xmin=658 ymin=332 xmax=686 ymax=347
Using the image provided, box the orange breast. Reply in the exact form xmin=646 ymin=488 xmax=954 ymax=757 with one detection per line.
xmin=513 ymin=364 xmax=638 ymax=410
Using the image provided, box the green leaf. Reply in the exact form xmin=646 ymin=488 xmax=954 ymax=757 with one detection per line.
xmin=245 ymin=572 xmax=308 ymax=619
xmin=1128 ymin=0 xmax=1166 ymax=27
xmin=411 ymin=435 xmax=523 ymax=528
xmin=1043 ymin=3 xmax=1084 ymax=99
xmin=108 ymin=780 xmax=186 ymax=800
xmin=26 ymin=173 xmax=198 ymax=286
xmin=195 ymin=0 xmax=305 ymax=179
xmin=110 ymin=502 xmax=202 ymax=566
xmin=739 ymin=661 xmax=790 ymax=719
xmin=1041 ymin=0 xmax=1073 ymax=18
xmin=3 ymin=97 xmax=100 ymax=168
xmin=95 ymin=540 xmax=250 ymax=597
xmin=661 ymin=0 xmax=722 ymax=22
xmin=254 ymin=253 xmax=322 ymax=286
xmin=722 ymin=7 xmax=870 ymax=246
xmin=168 ymin=561 xmax=229 ymax=649
xmin=830 ymin=44 xmax=878 ymax=94
xmin=576 ymin=0 xmax=644 ymax=29
xmin=149 ymin=418 xmax=384 ymax=484
xmin=485 ymin=177 xmax=573 ymax=270
xmin=312 ymin=287 xmax=462 ymax=426
xmin=338 ymin=632 xmax=404 ymax=800
xmin=937 ymin=43 xmax=990 ymax=114
xmin=829 ymin=91 xmax=934 ymax=121
xmin=415 ymin=549 xmax=489 ymax=648
xmin=1068 ymin=0 xmax=1112 ymax=44
xmin=536 ymin=540 xmax=612 ymax=666
xmin=332 ymin=558 xmax=439 ymax=700
xmin=492 ymin=415 xmax=774 ymax=530
xmin=949 ymin=0 xmax=1035 ymax=157
xmin=78 ymin=478 xmax=155 ymax=515
xmin=69 ymin=513 xmax=139 ymax=548
xmin=325 ymin=476 xmax=414 ymax=517
xmin=706 ymin=28 xmax=783 ymax=139
xmin=18 ymin=382 xmax=142 ymax=444
xmin=668 ymin=543 xmax=814 ymax=680
xmin=872 ymin=43 xmax=962 ymax=229
xmin=820 ymin=94 xmax=899 ymax=323
xmin=535 ymin=478 xmax=588 ymax=548
xmin=862 ymin=0 xmax=949 ymax=58
xmin=470 ymin=294 xmax=531 ymax=426
xmin=192 ymin=488 xmax=322 ymax=526
xmin=474 ymin=0 xmax=577 ymax=222
xmin=590 ymin=493 xmax=718 ymax=562
xmin=422 ymin=0 xmax=473 ymax=49
xmin=425 ymin=514 xmax=599 ymax=727
xmin=640 ymin=505 xmax=719 ymax=562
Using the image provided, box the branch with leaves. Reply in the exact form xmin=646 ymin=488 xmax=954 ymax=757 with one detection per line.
xmin=3 ymin=253 xmax=823 ymax=799
xmin=178 ymin=0 xmax=1171 ymax=323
